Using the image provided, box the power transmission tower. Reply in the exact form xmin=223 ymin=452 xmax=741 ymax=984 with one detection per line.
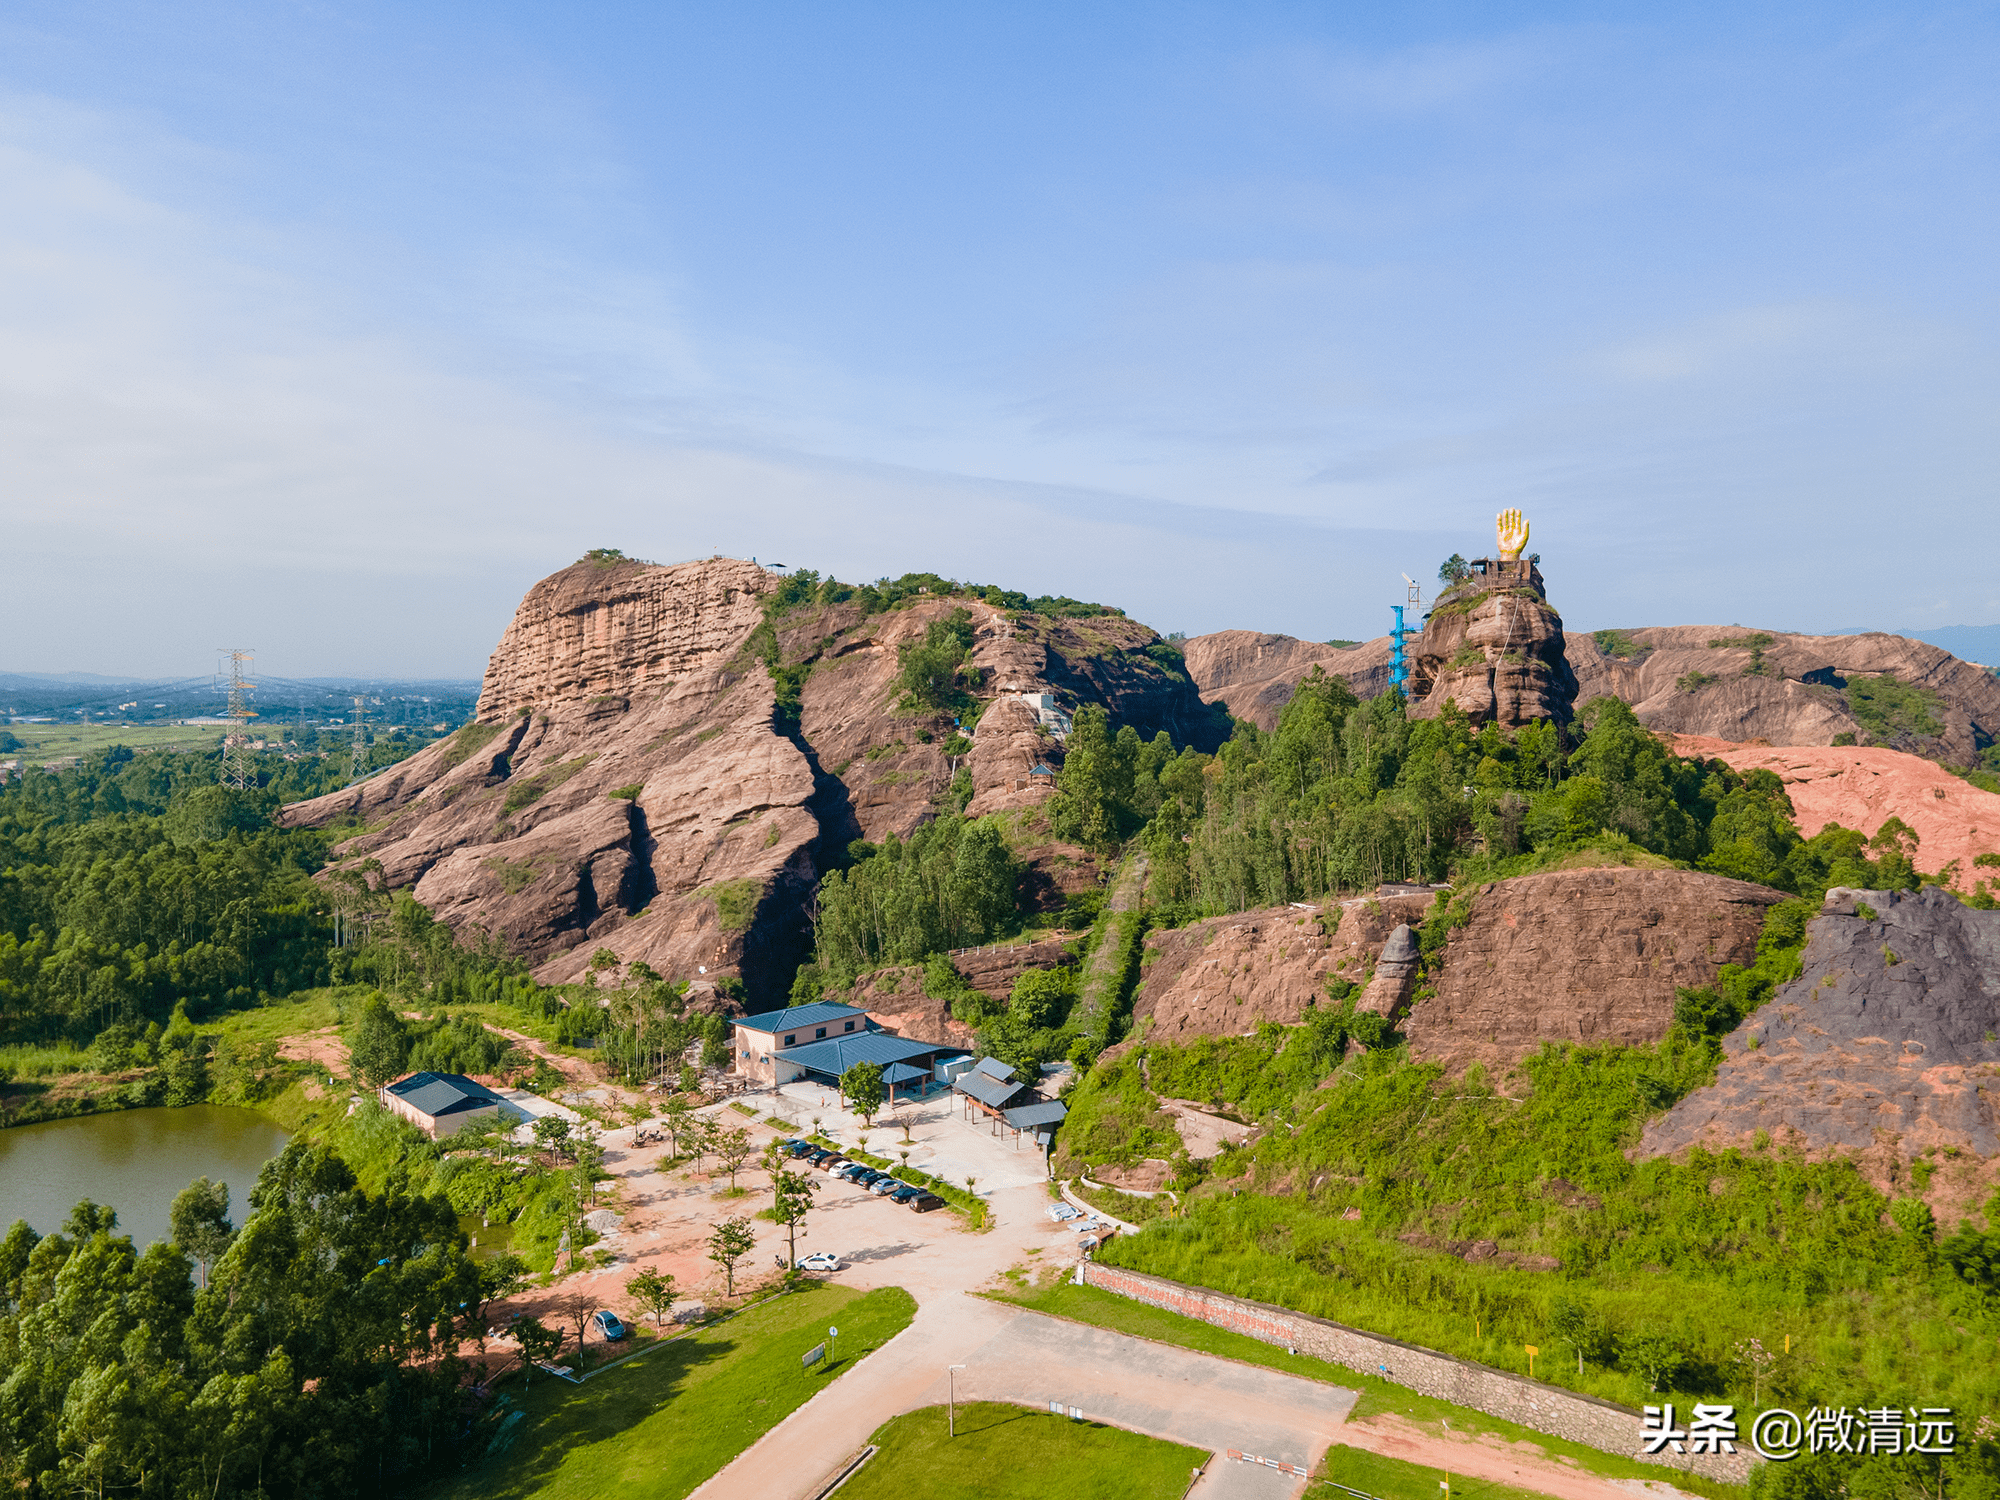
xmin=218 ymin=649 xmax=258 ymax=789
xmin=347 ymin=696 xmax=370 ymax=784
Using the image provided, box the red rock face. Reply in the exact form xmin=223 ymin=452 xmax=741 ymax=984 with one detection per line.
xmin=1404 ymin=867 xmax=1786 ymax=1071
xmin=1669 ymin=735 xmax=2000 ymax=886
xmin=1571 ymin=627 xmax=2000 ymax=765
xmin=280 ymin=557 xmax=1214 ymax=1005
xmin=1404 ymin=560 xmax=1577 ymax=730
xmin=1125 ymin=893 xmax=1437 ymax=1046
xmin=1180 ymin=632 xmax=1394 ymax=732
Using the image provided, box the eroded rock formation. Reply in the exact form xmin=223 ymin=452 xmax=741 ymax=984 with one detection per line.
xmin=1403 ymin=867 xmax=1787 ymax=1071
xmin=1406 ymin=558 xmax=1578 ymax=729
xmin=1638 ymin=886 xmax=2000 ymax=1160
xmin=1123 ymin=892 xmax=1438 ymax=1045
xmin=280 ymin=555 xmax=1212 ymax=1002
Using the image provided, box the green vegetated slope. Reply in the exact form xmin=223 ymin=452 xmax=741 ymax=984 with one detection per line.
xmin=840 ymin=1401 xmax=1204 ymax=1500
xmin=431 ymin=1286 xmax=916 ymax=1500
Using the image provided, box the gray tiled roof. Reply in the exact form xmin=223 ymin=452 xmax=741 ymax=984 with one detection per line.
xmin=385 ymin=1071 xmax=502 ymax=1119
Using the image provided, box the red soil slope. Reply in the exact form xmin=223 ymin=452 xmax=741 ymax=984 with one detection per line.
xmin=1671 ymin=735 xmax=2000 ymax=885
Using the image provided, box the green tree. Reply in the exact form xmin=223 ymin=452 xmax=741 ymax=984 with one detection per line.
xmin=516 ymin=1316 xmax=564 ymax=1382
xmin=707 ymin=1216 xmax=756 ymax=1296
xmin=347 ymin=991 xmax=411 ymax=1088
xmin=771 ymin=1166 xmax=819 ymax=1269
xmin=169 ymin=1177 xmax=234 ymax=1290
xmin=627 ymin=1266 xmax=679 ymax=1330
xmin=715 ymin=1125 xmax=755 ymax=1188
xmin=842 ymin=1061 xmax=886 ymax=1126
xmin=1620 ymin=1329 xmax=1685 ymax=1392
xmin=1009 ymin=966 xmax=1076 ymax=1029
xmin=893 ymin=609 xmax=978 ymax=712
xmin=1438 ymin=554 xmax=1472 ymax=585
xmin=1548 ymin=1293 xmax=1602 ymax=1375
xmin=531 ymin=1115 xmax=573 ymax=1159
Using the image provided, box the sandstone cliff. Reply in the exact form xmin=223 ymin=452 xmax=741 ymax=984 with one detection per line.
xmin=1638 ymin=886 xmax=2000 ymax=1160
xmin=280 ymin=556 xmax=1211 ymax=1001
xmin=1405 ymin=558 xmax=1577 ymax=729
xmin=1569 ymin=626 xmax=2000 ymax=765
xmin=1404 ymin=867 xmax=1787 ymax=1071
xmin=1124 ymin=892 xmax=1439 ymax=1045
xmin=1180 ymin=632 xmax=1393 ymax=731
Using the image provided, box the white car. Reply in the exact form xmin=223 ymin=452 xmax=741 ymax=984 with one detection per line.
xmin=798 ymin=1251 xmax=843 ymax=1272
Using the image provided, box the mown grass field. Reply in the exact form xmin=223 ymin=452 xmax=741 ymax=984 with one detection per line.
xmin=991 ymin=1282 xmax=1745 ymax=1500
xmin=839 ymin=1401 xmax=1205 ymax=1500
xmin=424 ymin=1285 xmax=916 ymax=1500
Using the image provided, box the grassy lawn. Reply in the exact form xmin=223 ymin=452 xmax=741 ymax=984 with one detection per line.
xmin=424 ymin=1284 xmax=916 ymax=1500
xmin=839 ymin=1402 xmax=1205 ymax=1500
xmin=1316 ymin=1444 xmax=1550 ymax=1500
xmin=992 ymin=1284 xmax=1745 ymax=1500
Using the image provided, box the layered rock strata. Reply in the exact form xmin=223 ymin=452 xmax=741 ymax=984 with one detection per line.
xmin=1639 ymin=885 xmax=2000 ymax=1160
xmin=1123 ymin=892 xmax=1438 ymax=1046
xmin=281 ymin=556 xmax=1210 ymax=1003
xmin=1405 ymin=558 xmax=1577 ymax=729
xmin=1404 ymin=867 xmax=1787 ymax=1071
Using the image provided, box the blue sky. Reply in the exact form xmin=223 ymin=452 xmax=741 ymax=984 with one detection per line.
xmin=3 ymin=2 xmax=1996 ymax=676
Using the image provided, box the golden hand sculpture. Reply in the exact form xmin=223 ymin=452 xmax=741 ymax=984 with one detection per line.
xmin=1495 ymin=508 xmax=1530 ymax=561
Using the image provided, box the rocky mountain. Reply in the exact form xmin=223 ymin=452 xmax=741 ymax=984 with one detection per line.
xmin=1404 ymin=557 xmax=1577 ymax=729
xmin=1114 ymin=864 xmax=1782 ymax=1069
xmin=279 ymin=555 xmax=1218 ymax=1002
xmin=1639 ymin=885 xmax=2000 ymax=1161
xmin=1189 ymin=598 xmax=2000 ymax=763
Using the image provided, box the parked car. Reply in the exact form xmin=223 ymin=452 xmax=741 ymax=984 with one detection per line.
xmin=591 ymin=1310 xmax=627 ymax=1341
xmin=841 ymin=1165 xmax=877 ymax=1183
xmin=910 ymin=1193 xmax=946 ymax=1212
xmin=867 ymin=1177 xmax=899 ymax=1195
xmin=849 ymin=1167 xmax=884 ymax=1185
xmin=798 ymin=1252 xmax=842 ymax=1272
xmin=888 ymin=1184 xmax=922 ymax=1204
xmin=814 ymin=1154 xmax=846 ymax=1171
xmin=784 ymin=1142 xmax=814 ymax=1158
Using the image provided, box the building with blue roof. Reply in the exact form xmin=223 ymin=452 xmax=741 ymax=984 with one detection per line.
xmin=731 ymin=999 xmax=964 ymax=1092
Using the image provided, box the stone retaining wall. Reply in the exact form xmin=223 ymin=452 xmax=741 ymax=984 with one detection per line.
xmin=1079 ymin=1262 xmax=1753 ymax=1484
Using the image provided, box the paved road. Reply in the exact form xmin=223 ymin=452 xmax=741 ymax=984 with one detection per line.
xmin=689 ymin=1292 xmax=1355 ymax=1500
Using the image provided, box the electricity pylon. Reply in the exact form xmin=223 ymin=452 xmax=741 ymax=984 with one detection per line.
xmin=218 ymin=650 xmax=258 ymax=789
xmin=347 ymin=696 xmax=368 ymax=784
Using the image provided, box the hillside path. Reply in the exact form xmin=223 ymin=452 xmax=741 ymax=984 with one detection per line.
xmin=1072 ymin=850 xmax=1148 ymax=1040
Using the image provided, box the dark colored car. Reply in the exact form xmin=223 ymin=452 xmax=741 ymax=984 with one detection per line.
xmin=910 ymin=1193 xmax=946 ymax=1212
xmin=888 ymin=1184 xmax=922 ymax=1205
xmin=806 ymin=1149 xmax=837 ymax=1166
xmin=848 ymin=1167 xmax=883 ymax=1184
xmin=784 ymin=1142 xmax=814 ymax=1158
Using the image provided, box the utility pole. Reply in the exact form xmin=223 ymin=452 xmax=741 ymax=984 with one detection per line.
xmin=347 ymin=695 xmax=368 ymax=784
xmin=218 ymin=650 xmax=257 ymax=789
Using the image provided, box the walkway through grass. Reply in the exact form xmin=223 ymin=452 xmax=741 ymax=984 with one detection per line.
xmin=993 ymin=1283 xmax=1745 ymax=1500
xmin=840 ymin=1401 xmax=1205 ymax=1500
xmin=425 ymin=1284 xmax=916 ymax=1500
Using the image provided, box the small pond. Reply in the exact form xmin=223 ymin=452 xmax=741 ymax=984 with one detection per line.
xmin=0 ymin=1105 xmax=291 ymax=1247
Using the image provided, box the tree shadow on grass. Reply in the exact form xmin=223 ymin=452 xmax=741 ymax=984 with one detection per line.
xmin=450 ymin=1330 xmax=734 ymax=1500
